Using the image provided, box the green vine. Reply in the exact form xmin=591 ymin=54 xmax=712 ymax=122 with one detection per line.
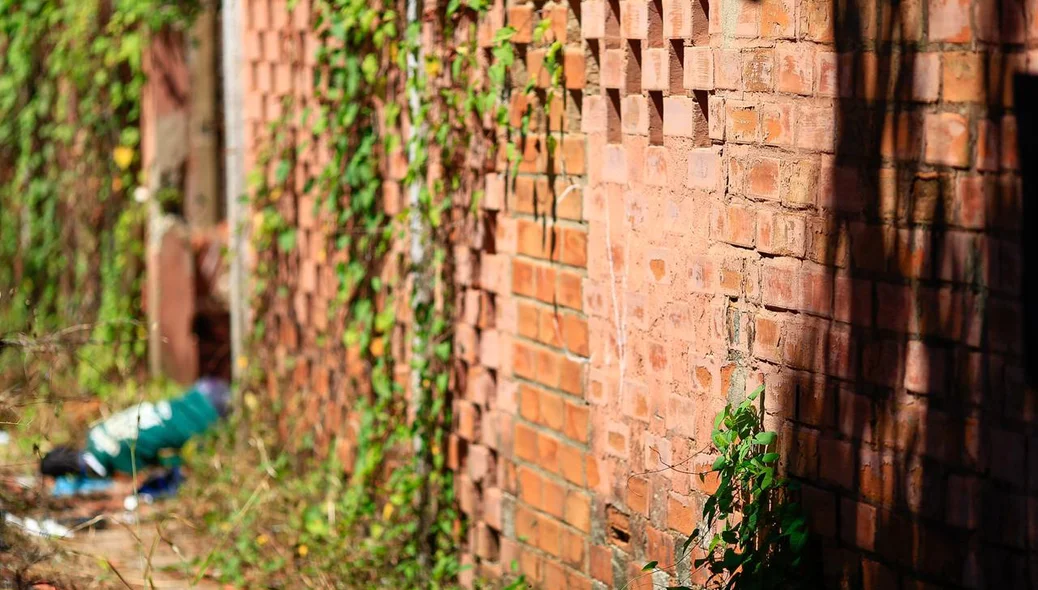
xmin=195 ymin=0 xmax=576 ymax=585
xmin=0 ymin=0 xmax=199 ymax=394
xmin=640 ymin=386 xmax=813 ymax=590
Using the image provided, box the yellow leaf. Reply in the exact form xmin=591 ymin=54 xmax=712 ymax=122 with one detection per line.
xmin=244 ymin=392 xmax=259 ymax=413
xmin=113 ymin=146 xmax=134 ymax=170
xmin=425 ymin=59 xmax=441 ymax=78
xmin=237 ymin=355 xmax=249 ymax=370
xmin=297 ymin=544 xmax=309 ymax=557
xmin=370 ymin=337 xmax=384 ymax=357
xmin=382 ymin=502 xmax=394 ymax=520
xmin=256 ymin=534 xmax=269 ymax=546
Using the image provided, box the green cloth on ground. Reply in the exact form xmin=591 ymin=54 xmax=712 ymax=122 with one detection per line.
xmin=83 ymin=386 xmax=220 ymax=476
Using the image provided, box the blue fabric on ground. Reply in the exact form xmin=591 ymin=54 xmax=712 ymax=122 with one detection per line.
xmin=51 ymin=475 xmax=113 ymax=497
xmin=135 ymin=466 xmax=184 ymax=500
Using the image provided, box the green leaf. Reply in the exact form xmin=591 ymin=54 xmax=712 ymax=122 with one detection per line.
xmin=747 ymin=383 xmax=765 ymax=400
xmin=761 ymin=452 xmax=780 ymax=463
xmin=277 ymin=229 xmax=297 ymax=251
xmin=274 ymin=159 xmax=291 ymax=184
xmin=642 ymin=561 xmax=658 ymax=572
xmin=753 ymin=431 xmax=777 ymax=446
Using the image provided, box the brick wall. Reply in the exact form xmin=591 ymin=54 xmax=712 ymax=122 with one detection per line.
xmin=240 ymin=0 xmax=370 ymax=456
xmin=453 ymin=0 xmax=596 ymax=582
xmin=235 ymin=0 xmax=1036 ymax=586
xmin=573 ymin=0 xmax=1036 ymax=586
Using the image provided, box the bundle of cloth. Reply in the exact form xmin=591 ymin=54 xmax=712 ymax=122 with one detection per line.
xmin=40 ymin=377 xmax=231 ymax=508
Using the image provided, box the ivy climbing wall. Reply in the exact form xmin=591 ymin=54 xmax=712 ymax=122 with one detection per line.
xmin=241 ymin=0 xmax=358 ymax=455
xmin=453 ymin=0 xmax=595 ymax=585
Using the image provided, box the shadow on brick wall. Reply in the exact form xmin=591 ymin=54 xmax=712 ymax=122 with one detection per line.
xmin=789 ymin=0 xmax=1033 ymax=586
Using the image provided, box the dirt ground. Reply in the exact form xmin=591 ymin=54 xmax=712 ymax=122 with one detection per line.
xmin=5 ymin=476 xmax=223 ymax=589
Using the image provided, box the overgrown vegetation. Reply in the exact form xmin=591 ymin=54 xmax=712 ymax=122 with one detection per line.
xmin=183 ymin=0 xmax=579 ymax=586
xmin=0 ymin=0 xmax=199 ymax=416
xmin=640 ymin=386 xmax=814 ymax=590
xmin=0 ymin=1 xmax=198 ymax=585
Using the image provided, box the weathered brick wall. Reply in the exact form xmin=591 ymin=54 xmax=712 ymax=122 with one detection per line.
xmin=572 ymin=0 xmax=1035 ymax=586
xmin=240 ymin=0 xmax=367 ymax=455
xmin=236 ymin=0 xmax=1036 ymax=586
xmin=451 ymin=1 xmax=594 ymax=585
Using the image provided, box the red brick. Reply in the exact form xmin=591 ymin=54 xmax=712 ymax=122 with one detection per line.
xmin=784 ymin=157 xmax=819 ymax=206
xmin=560 ymin=135 xmax=587 ymax=175
xmin=777 ymin=44 xmax=814 ymax=94
xmin=724 ymin=204 xmax=757 ymax=247
xmin=663 ymin=0 xmax=693 ymax=37
xmin=663 ymin=96 xmax=706 ymax=138
xmin=627 ymin=476 xmax=650 ymax=515
xmin=761 ymin=0 xmax=795 ymax=37
xmin=754 ymin=313 xmax=783 ymax=362
xmin=796 ymin=106 xmax=835 ymax=152
xmin=762 ymin=258 xmax=801 ymax=310
xmin=757 ymin=210 xmax=806 ymax=256
xmin=561 ymin=528 xmax=587 ymax=568
xmin=537 ymin=516 xmax=563 ymax=557
xmin=558 ymin=443 xmax=586 ymax=484
xmin=565 ymin=490 xmax=592 ymax=532
xmin=518 ymin=466 xmax=543 ymax=508
xmin=715 ymin=48 xmax=743 ymax=89
xmin=801 ymin=484 xmax=837 ymax=538
xmin=841 ymin=498 xmax=878 ymax=552
xmin=543 ymin=477 xmax=566 ymax=518
xmin=928 ymin=0 xmax=972 ymax=42
xmin=862 ymin=559 xmax=898 ymax=590
xmin=534 ymin=264 xmax=558 ymax=304
xmin=942 ymin=51 xmax=984 ymax=102
xmin=924 ymin=112 xmax=970 ymax=167
xmin=590 ymin=545 xmax=614 ymax=584
xmin=622 ymin=95 xmax=651 ymax=135
xmin=557 ymin=270 xmax=583 ymax=310
xmin=801 ymin=261 xmax=833 ymax=315
xmin=601 ymin=48 xmax=626 ymax=89
xmin=761 ymin=102 xmax=793 ymax=146
xmin=515 ymin=421 xmax=539 ymax=462
xmin=816 ymin=51 xmax=838 ymax=96
xmin=742 ymin=49 xmax=775 ymax=92
xmin=564 ymin=48 xmax=587 ymax=90
xmin=734 ymin=0 xmax=760 ymax=37
xmin=684 ymin=47 xmax=714 ymax=90
xmin=564 ymin=400 xmax=590 ymax=442
xmin=726 ymin=101 xmax=758 ymax=142
xmin=819 ymin=436 xmax=855 ymax=489
xmin=687 ymin=147 xmax=723 ymax=192
xmin=457 ymin=400 xmax=482 ymax=440
xmin=801 ymin=0 xmax=833 ymax=41
xmin=560 ymin=227 xmax=588 ymax=267
xmin=642 ymin=48 xmax=670 ymax=91
xmin=746 ymin=157 xmax=781 ymax=199
xmin=620 ymin=0 xmax=649 ymax=38
xmin=667 ymin=493 xmax=697 ymax=535
xmin=911 ymin=52 xmax=941 ymax=101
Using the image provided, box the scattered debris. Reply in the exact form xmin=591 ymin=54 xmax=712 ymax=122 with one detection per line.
xmin=4 ymin=513 xmax=73 ymax=539
xmin=51 ymin=475 xmax=113 ymax=498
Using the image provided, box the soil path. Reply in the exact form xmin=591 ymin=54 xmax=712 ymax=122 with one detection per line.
xmin=7 ymin=476 xmax=224 ymax=590
xmin=60 ymin=515 xmax=222 ymax=589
